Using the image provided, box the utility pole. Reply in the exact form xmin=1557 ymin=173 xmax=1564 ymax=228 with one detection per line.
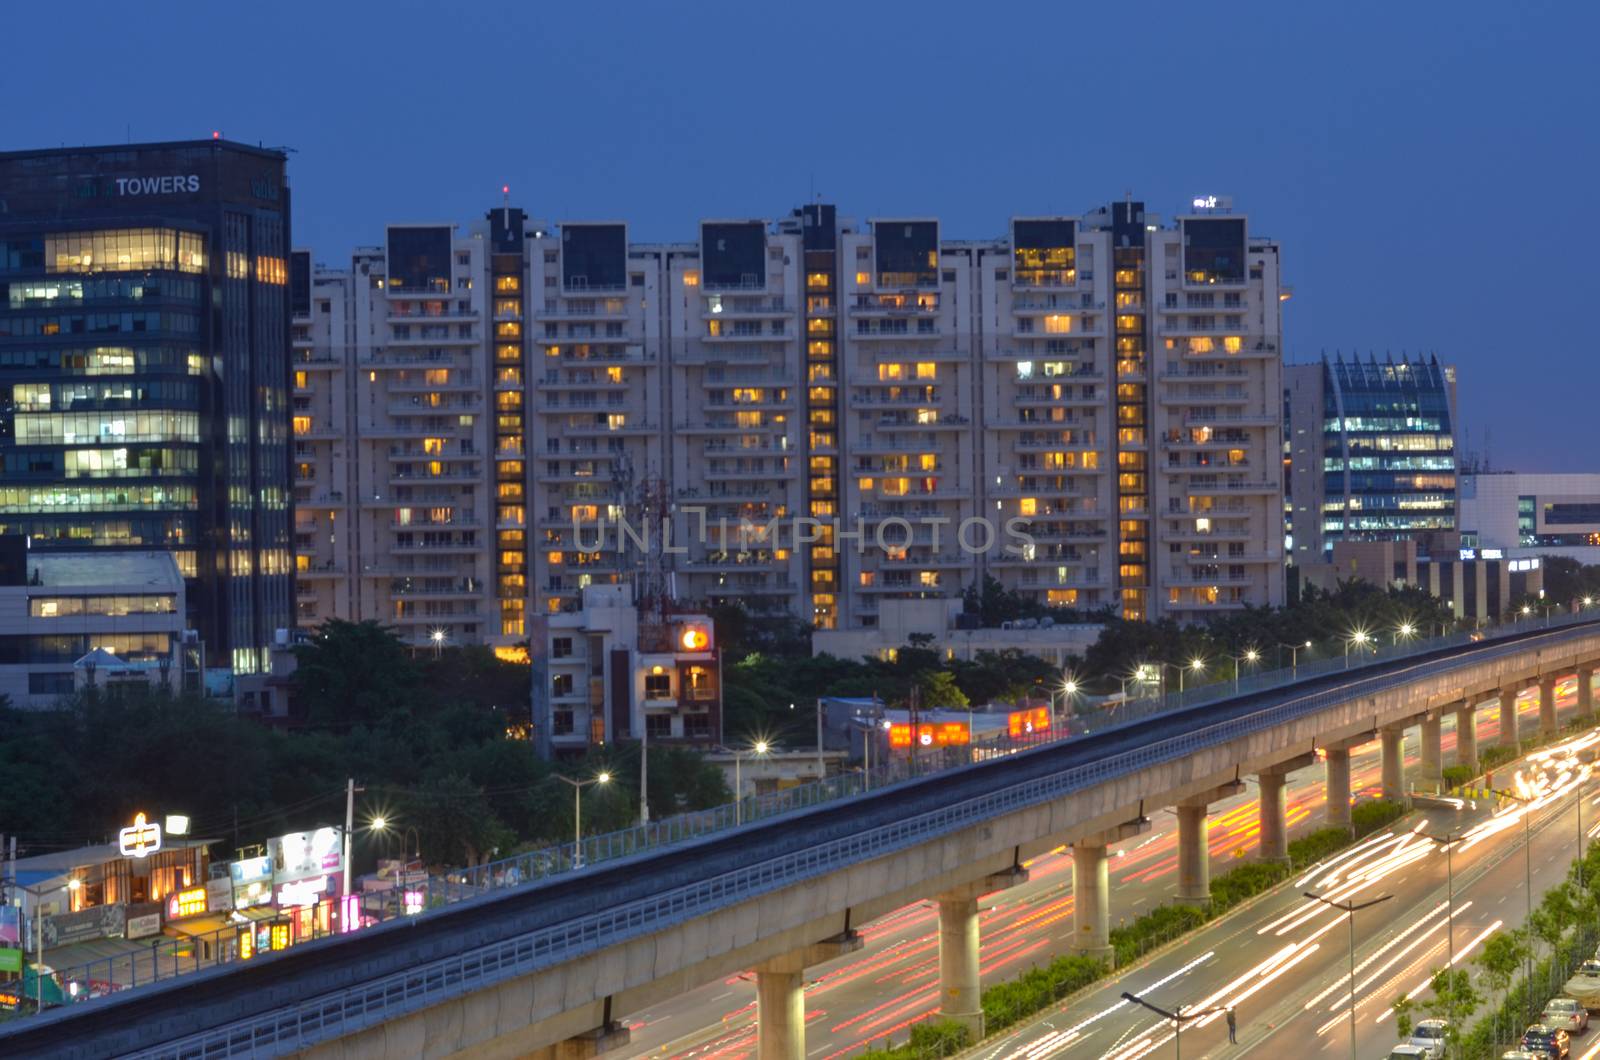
xmin=342 ymin=778 xmax=364 ymax=912
xmin=908 ymin=683 xmax=920 ymax=778
xmin=640 ymin=715 xmax=650 ymax=825
xmin=816 ymin=697 xmax=826 ymax=786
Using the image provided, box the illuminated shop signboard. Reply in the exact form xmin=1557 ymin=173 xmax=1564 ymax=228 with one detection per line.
xmin=118 ymin=813 xmax=162 ymax=859
xmin=888 ymin=721 xmax=970 ymax=749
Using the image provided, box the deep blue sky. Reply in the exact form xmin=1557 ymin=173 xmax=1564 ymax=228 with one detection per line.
xmin=6 ymin=1 xmax=1596 ymax=470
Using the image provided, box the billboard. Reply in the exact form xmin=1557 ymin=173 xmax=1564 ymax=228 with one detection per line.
xmin=1007 ymin=707 xmax=1051 ymax=738
xmin=270 ymin=827 xmax=343 ymax=886
xmin=888 ymin=721 xmax=970 ymax=749
xmin=229 ymin=855 xmax=273 ymax=909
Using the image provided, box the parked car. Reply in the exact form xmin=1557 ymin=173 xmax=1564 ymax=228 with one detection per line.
xmin=1502 ymin=1052 xmax=1546 ymax=1060
xmin=1388 ymin=1048 xmax=1430 ymax=1060
xmin=1565 ymin=960 xmax=1600 ymax=1011
xmin=1521 ymin=1023 xmax=1572 ymax=1059
xmin=1408 ymin=1019 xmax=1450 ymax=1059
xmin=1543 ymin=997 xmax=1590 ymax=1034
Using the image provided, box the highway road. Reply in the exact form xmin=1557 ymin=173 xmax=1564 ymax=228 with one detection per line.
xmin=973 ymin=714 xmax=1598 ymax=1060
xmin=619 ymin=685 xmax=1577 ymax=1060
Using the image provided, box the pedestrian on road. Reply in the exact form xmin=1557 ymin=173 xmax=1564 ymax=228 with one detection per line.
xmin=1226 ymin=1006 xmax=1237 ymax=1044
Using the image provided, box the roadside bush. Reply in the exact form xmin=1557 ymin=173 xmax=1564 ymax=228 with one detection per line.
xmin=1442 ymin=764 xmax=1475 ymax=789
xmin=982 ymin=953 xmax=1106 ymax=1032
xmin=1289 ymin=826 xmax=1355 ymax=866
xmin=857 ymin=1018 xmax=971 ymax=1059
xmin=1352 ymin=798 xmax=1406 ymax=837
xmin=1478 ymin=745 xmax=1518 ymax=773
xmin=1109 ymin=902 xmax=1206 ymax=965
xmin=1211 ymin=861 xmax=1292 ymax=911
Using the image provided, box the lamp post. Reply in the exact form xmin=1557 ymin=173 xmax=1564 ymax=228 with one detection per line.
xmin=1344 ymin=630 xmax=1371 ymax=668
xmin=1393 ymin=621 xmax=1417 ymax=646
xmin=1418 ymin=831 xmax=1461 ymax=1030
xmin=733 ymin=740 xmax=771 ymax=825
xmin=1120 ymin=991 xmax=1225 ymax=1059
xmin=1229 ymin=649 xmax=1259 ymax=694
xmin=1304 ymin=890 xmax=1393 ymax=1060
xmin=429 ymin=627 xmax=445 ymax=659
xmin=1277 ymin=640 xmax=1313 ymax=678
xmin=555 ymin=771 xmax=612 ymax=868
xmin=1491 ymin=787 xmax=1536 ymax=1021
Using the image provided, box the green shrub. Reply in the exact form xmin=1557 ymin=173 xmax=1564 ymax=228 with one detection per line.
xmin=1478 ymin=744 xmax=1518 ymax=773
xmin=1109 ymin=903 xmax=1206 ymax=965
xmin=1289 ymin=826 xmax=1355 ymax=866
xmin=1211 ymin=861 xmax=1292 ymax=911
xmin=1441 ymin=764 xmax=1475 ymax=789
xmin=1352 ymin=798 xmax=1406 ymax=837
xmin=856 ymin=1018 xmax=971 ymax=1059
xmin=981 ymin=952 xmax=1106 ymax=1032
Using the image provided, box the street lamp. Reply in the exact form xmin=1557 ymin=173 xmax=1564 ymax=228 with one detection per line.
xmin=1394 ymin=621 xmax=1417 ymax=645
xmin=1491 ymin=786 xmax=1537 ymax=1021
xmin=1277 ymin=640 xmax=1313 ymax=677
xmin=1230 ymin=648 xmax=1260 ymax=694
xmin=1052 ymin=674 xmax=1081 ymax=727
xmin=555 ymin=771 xmax=612 ymax=868
xmin=1418 ymin=831 xmax=1462 ymax=1030
xmin=1344 ymin=629 xmax=1371 ymax=668
xmin=1304 ymin=890 xmax=1393 ymax=1060
xmin=733 ymin=739 xmax=771 ymax=825
xmin=1120 ymin=990 xmax=1226 ymax=1059
xmin=428 ymin=627 xmax=446 ymax=659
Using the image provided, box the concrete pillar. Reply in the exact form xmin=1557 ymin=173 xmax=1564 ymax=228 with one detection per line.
xmin=753 ymin=932 xmax=863 ymax=1060
xmin=1418 ymin=713 xmax=1443 ymax=794
xmin=937 ymin=895 xmax=982 ymax=1037
xmin=1500 ymin=687 xmax=1521 ymax=748
xmin=1540 ymin=676 xmax=1558 ymax=739
xmin=1454 ymin=703 xmax=1478 ymax=774
xmin=1070 ymin=843 xmax=1111 ymax=958
xmin=1176 ymin=803 xmax=1210 ymax=902
xmin=1380 ymin=724 xmax=1406 ymax=801
xmin=755 ymin=967 xmax=804 ymax=1060
xmin=1325 ymin=746 xmax=1352 ymax=831
xmin=552 ymin=1024 xmax=631 ymax=1059
xmin=1257 ymin=771 xmax=1289 ymax=863
xmin=1580 ymin=667 xmax=1595 ymax=719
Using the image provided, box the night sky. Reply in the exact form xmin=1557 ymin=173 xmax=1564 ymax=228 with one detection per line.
xmin=6 ymin=0 xmax=1595 ymax=470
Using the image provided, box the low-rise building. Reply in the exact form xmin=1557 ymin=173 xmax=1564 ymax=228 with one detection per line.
xmin=1295 ymin=538 xmax=1543 ymax=622
xmin=536 ymin=584 xmax=721 ymax=757
xmin=1458 ymin=471 xmax=1600 ymax=567
xmin=0 ymin=537 xmax=191 ymax=708
xmin=810 ymin=597 xmax=1101 ymax=669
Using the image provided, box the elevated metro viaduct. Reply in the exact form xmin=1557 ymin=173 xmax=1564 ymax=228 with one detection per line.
xmin=5 ymin=618 xmax=1599 ymax=1060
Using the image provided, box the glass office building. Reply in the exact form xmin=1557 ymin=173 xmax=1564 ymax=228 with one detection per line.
xmin=0 ymin=140 xmax=294 ymax=675
xmin=1284 ymin=354 xmax=1456 ymax=561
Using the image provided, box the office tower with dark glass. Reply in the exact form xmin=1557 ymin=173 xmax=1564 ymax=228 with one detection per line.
xmin=0 ymin=140 xmax=294 ymax=676
xmin=1284 ymin=354 xmax=1457 ymax=564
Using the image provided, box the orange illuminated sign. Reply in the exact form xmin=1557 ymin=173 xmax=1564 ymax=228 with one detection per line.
xmin=1007 ymin=707 xmax=1051 ymax=738
xmin=680 ymin=626 xmax=710 ymax=651
xmin=888 ymin=721 xmax=970 ymax=749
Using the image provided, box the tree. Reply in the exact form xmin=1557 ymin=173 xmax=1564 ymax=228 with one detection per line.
xmin=1392 ymin=993 xmax=1416 ymax=1038
xmin=1477 ymin=929 xmax=1528 ymax=1038
xmin=401 ymin=773 xmax=515 ymax=867
xmin=916 ymin=671 xmax=969 ymax=710
xmin=1418 ymin=967 xmax=1480 ymax=1053
xmin=292 ymin=619 xmax=420 ymax=729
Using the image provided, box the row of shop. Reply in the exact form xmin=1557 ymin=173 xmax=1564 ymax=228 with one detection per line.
xmin=0 ymin=813 xmax=394 ymax=1007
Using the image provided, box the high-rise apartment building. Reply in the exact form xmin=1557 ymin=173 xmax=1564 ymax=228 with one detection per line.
xmin=1284 ymin=354 xmax=1457 ymax=565
xmin=0 ymin=139 xmax=294 ymax=675
xmin=292 ymin=195 xmax=1287 ymax=653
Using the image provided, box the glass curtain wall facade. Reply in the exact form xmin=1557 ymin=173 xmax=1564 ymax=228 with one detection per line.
xmin=1320 ymin=354 xmax=1456 ymax=553
xmin=0 ymin=140 xmax=294 ymax=674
